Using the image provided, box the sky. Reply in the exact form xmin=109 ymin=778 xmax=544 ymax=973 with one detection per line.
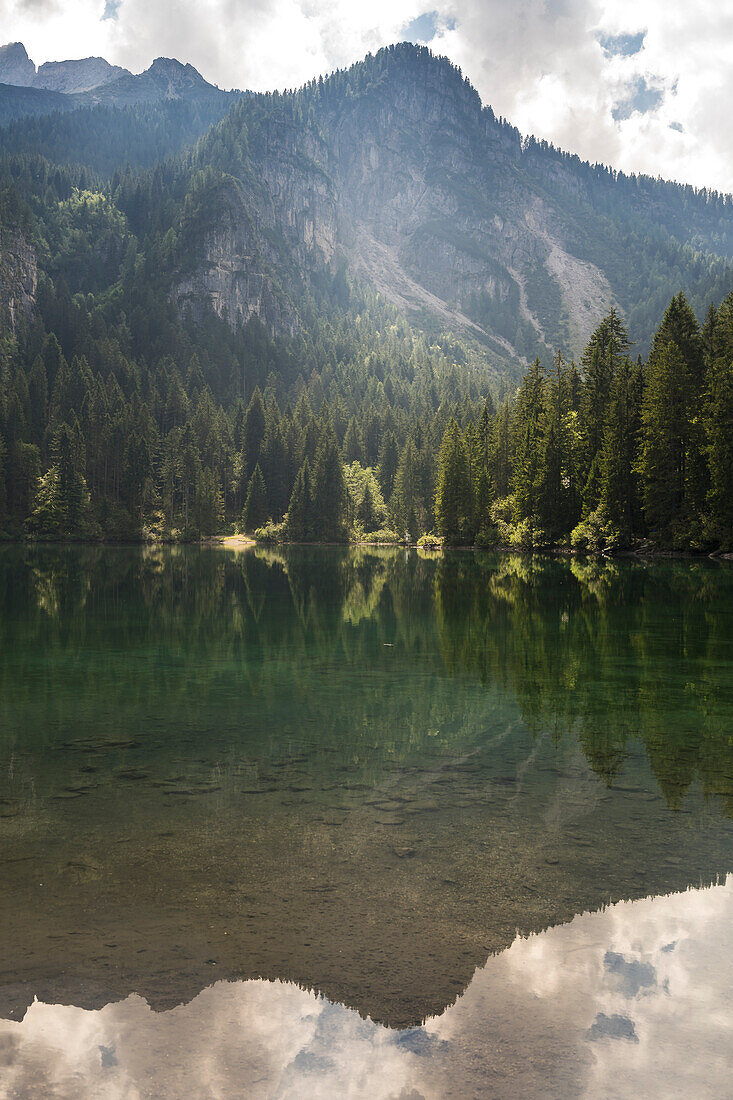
xmin=2 ymin=0 xmax=732 ymax=193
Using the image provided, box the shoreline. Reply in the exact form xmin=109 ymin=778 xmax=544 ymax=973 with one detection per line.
xmin=3 ymin=536 xmax=732 ymax=561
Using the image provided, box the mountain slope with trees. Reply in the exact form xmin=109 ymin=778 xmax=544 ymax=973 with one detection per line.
xmin=0 ymin=44 xmax=731 ymax=551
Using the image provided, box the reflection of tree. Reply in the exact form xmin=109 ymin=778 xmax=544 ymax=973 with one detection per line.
xmin=1 ymin=546 xmax=732 ymax=816
xmin=431 ymin=553 xmax=733 ymax=812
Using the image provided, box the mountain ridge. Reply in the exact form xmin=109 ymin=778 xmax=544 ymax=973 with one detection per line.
xmin=158 ymin=43 xmax=732 ymax=360
xmin=1 ymin=42 xmax=732 ymax=366
xmin=0 ymin=41 xmax=234 ymax=123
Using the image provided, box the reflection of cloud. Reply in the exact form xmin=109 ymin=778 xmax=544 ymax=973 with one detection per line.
xmin=603 ymin=951 xmax=656 ymax=998
xmin=586 ymin=1012 xmax=639 ymax=1042
xmin=0 ymin=880 xmax=731 ymax=1098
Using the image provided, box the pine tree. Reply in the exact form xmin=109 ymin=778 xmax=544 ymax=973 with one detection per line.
xmin=377 ymin=430 xmax=399 ymax=501
xmin=311 ymin=422 xmax=347 ymax=541
xmin=706 ymin=356 xmax=733 ymax=544
xmin=287 ymin=459 xmax=312 ymax=540
xmin=638 ymin=341 xmax=689 ymax=542
xmin=512 ymin=358 xmax=546 ymax=524
xmin=435 ymin=418 xmax=470 ymax=545
xmin=600 ymin=355 xmax=642 ymax=541
xmin=242 ymin=464 xmax=269 ymax=532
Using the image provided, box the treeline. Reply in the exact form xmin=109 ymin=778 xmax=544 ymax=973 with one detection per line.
xmin=0 ymin=267 xmax=731 ymax=550
xmin=434 ymin=293 xmax=733 ymax=551
xmin=0 ymin=249 xmax=501 ymax=542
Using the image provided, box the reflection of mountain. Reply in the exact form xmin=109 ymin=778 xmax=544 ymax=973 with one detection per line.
xmin=0 ymin=547 xmax=732 ymax=1027
xmin=2 ymin=881 xmax=731 ymax=1098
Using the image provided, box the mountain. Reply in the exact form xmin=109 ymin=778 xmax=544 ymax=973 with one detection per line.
xmin=34 ymin=56 xmax=129 ymax=94
xmin=0 ymin=42 xmax=36 ymax=86
xmin=0 ymin=43 xmax=732 ymax=549
xmin=161 ymin=44 xmax=732 ymax=362
xmin=1 ymin=43 xmax=731 ymax=367
xmin=0 ymin=41 xmax=129 ymax=92
xmin=0 ymin=43 xmax=236 ymax=125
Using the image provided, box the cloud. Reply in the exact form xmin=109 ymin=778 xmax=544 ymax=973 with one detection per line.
xmin=0 ymin=0 xmax=731 ymax=190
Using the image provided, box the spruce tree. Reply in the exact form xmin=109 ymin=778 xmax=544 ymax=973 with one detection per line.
xmin=241 ymin=388 xmax=266 ymax=484
xmin=377 ymin=430 xmax=399 ymax=501
xmin=311 ymin=422 xmax=347 ymax=541
xmin=435 ymin=418 xmax=470 ymax=545
xmin=390 ymin=439 xmax=420 ymax=539
xmin=638 ymin=341 xmax=689 ymax=542
xmin=600 ymin=355 xmax=642 ymax=541
xmin=706 ymin=357 xmax=733 ymax=544
xmin=242 ymin=464 xmax=269 ymax=532
xmin=342 ymin=417 xmax=365 ymax=464
xmin=287 ymin=459 xmax=312 ymax=540
xmin=580 ymin=310 xmax=631 ymax=513
xmin=512 ymin=358 xmax=545 ymax=524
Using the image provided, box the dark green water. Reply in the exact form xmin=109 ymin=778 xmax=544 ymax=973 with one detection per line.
xmin=1 ymin=545 xmax=733 ymax=1097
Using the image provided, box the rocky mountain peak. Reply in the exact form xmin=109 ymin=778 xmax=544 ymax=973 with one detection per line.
xmin=35 ymin=56 xmax=130 ymax=94
xmin=0 ymin=42 xmax=36 ymax=86
xmin=0 ymin=41 xmax=131 ymax=93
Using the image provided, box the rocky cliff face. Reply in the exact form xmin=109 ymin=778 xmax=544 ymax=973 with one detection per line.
xmin=0 ymin=42 xmax=35 ymax=86
xmin=0 ymin=42 xmax=129 ymax=93
xmin=0 ymin=44 xmax=227 ymax=112
xmin=34 ymin=57 xmax=129 ymax=94
xmin=0 ymin=228 xmax=37 ymax=336
xmin=170 ymin=49 xmax=616 ymax=359
xmin=172 ymin=181 xmax=302 ymax=335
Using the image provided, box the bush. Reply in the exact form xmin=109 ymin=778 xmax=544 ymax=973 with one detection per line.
xmin=490 ymin=496 xmax=515 ymax=545
xmin=361 ymin=528 xmax=402 ymax=544
xmin=417 ymin=533 xmax=444 ymax=550
xmin=475 ymin=523 xmax=500 ymax=548
xmin=508 ymin=517 xmax=548 ymax=552
xmin=254 ymin=520 xmax=287 ymax=543
xmin=570 ymin=508 xmax=620 ymax=554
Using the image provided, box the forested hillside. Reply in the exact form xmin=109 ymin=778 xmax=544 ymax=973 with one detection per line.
xmin=0 ymin=43 xmax=731 ymax=551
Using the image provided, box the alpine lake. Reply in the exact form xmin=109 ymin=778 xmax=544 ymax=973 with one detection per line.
xmin=1 ymin=544 xmax=732 ymax=1099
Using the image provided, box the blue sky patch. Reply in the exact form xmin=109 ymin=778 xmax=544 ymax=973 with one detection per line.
xmin=402 ymin=11 xmax=441 ymax=43
xmin=612 ymin=76 xmax=664 ymax=121
xmin=600 ymin=31 xmax=646 ymax=57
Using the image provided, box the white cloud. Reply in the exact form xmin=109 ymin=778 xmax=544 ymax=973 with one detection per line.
xmin=0 ymin=0 xmax=731 ymax=191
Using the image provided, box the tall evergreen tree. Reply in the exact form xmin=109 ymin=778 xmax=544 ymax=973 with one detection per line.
xmin=512 ymin=358 xmax=546 ymax=524
xmin=600 ymin=355 xmax=642 ymax=540
xmin=311 ymin=422 xmax=347 ymax=541
xmin=638 ymin=341 xmax=689 ymax=542
xmin=242 ymin=463 xmax=269 ymax=532
xmin=435 ymin=418 xmax=470 ymax=544
xmin=287 ymin=459 xmax=312 ymax=540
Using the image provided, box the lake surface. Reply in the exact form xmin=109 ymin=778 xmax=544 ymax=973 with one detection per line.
xmin=1 ymin=545 xmax=732 ymax=1097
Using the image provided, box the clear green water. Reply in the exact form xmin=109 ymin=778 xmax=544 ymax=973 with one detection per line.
xmin=1 ymin=545 xmax=733 ymax=1095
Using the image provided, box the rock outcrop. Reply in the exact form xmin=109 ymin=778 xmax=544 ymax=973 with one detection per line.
xmin=0 ymin=42 xmax=35 ymax=86
xmin=170 ymin=49 xmax=615 ymax=357
xmin=34 ymin=56 xmax=129 ymax=94
xmin=0 ymin=228 xmax=37 ymax=336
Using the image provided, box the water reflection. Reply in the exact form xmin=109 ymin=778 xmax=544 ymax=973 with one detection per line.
xmin=1 ymin=546 xmax=733 ymax=1031
xmin=1 ymin=880 xmax=730 ymax=1099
